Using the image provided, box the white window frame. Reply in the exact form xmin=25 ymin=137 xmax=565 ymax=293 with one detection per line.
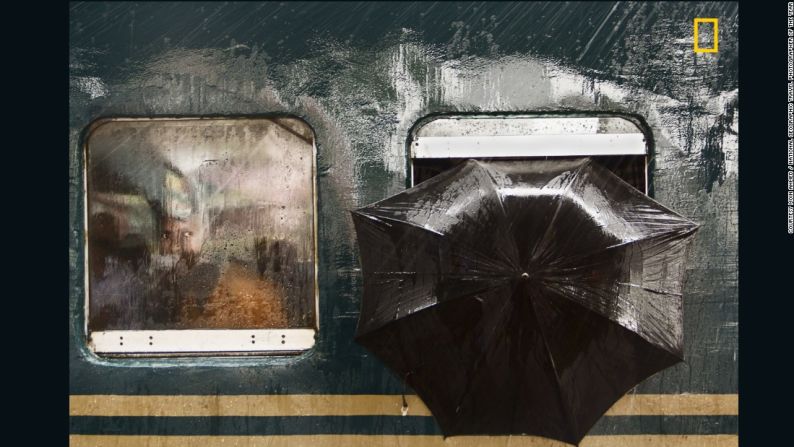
xmin=89 ymin=329 xmax=316 ymax=355
xmin=409 ymin=115 xmax=649 ymax=193
xmin=82 ymin=117 xmax=319 ymax=356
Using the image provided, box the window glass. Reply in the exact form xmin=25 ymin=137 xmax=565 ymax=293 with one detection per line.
xmin=85 ymin=117 xmax=316 ymax=355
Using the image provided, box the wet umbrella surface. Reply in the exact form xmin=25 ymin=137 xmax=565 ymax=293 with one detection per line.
xmin=352 ymin=159 xmax=699 ymax=445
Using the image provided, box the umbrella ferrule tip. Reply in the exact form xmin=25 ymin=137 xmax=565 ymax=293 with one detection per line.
xmin=521 ymin=272 xmax=530 ymax=280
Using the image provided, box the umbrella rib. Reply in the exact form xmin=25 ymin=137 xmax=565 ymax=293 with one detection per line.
xmin=541 ymin=278 xmax=681 ymax=314
xmin=354 ymin=212 xmax=445 ymax=237
xmin=478 ymin=161 xmax=522 ymax=270
xmin=458 ymin=163 xmax=522 ymax=272
xmin=360 ymin=211 xmax=505 ymax=275
xmin=615 ymin=282 xmax=683 ymax=297
xmin=542 ymin=259 xmax=686 ymax=299
xmin=526 ymin=292 xmax=578 ymax=438
xmin=542 ymin=226 xmax=698 ymax=270
xmin=527 ymin=161 xmax=591 ymax=267
xmin=537 ymin=278 xmax=682 ymax=355
xmin=362 ymin=213 xmax=517 ymax=275
xmin=447 ymin=283 xmax=520 ymax=416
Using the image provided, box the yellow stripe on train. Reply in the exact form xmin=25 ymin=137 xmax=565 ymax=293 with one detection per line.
xmin=69 ymin=394 xmax=737 ymax=417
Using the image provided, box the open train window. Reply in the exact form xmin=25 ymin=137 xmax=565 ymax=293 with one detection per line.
xmin=409 ymin=115 xmax=649 ymax=193
xmin=84 ymin=117 xmax=318 ymax=356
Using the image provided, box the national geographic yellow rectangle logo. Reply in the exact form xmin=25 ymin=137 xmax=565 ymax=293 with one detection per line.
xmin=694 ymin=18 xmax=719 ymax=53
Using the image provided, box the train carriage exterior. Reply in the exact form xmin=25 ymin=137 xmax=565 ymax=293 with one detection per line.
xmin=69 ymin=2 xmax=739 ymax=446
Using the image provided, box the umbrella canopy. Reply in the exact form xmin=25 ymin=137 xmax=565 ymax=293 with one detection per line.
xmin=351 ymin=158 xmax=698 ymax=445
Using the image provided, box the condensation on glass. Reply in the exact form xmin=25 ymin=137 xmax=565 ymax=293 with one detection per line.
xmin=84 ymin=117 xmax=317 ymax=355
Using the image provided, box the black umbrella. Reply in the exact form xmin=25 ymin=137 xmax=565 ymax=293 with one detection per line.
xmin=351 ymin=158 xmax=698 ymax=445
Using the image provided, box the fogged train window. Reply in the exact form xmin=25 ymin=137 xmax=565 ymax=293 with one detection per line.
xmin=84 ymin=118 xmax=317 ymax=355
